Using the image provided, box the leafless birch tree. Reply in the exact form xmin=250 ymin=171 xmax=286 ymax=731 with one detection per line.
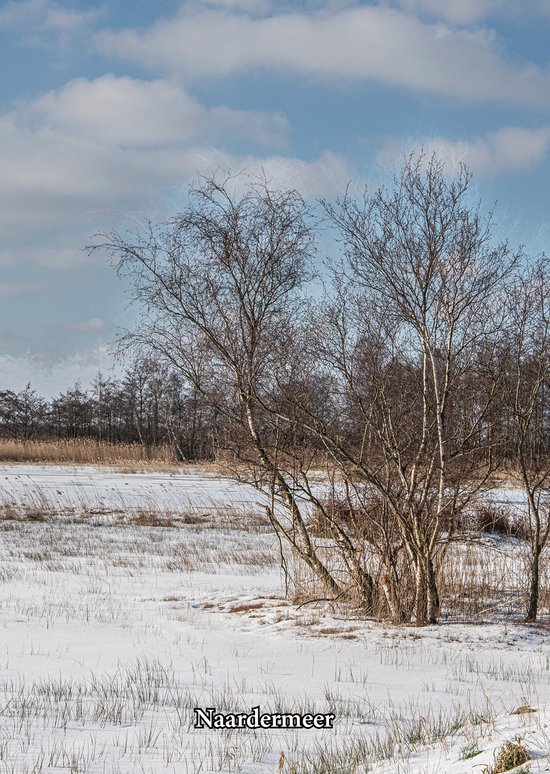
xmin=90 ymin=175 xmax=352 ymax=602
xmin=506 ymin=257 xmax=550 ymax=622
xmin=315 ymin=154 xmax=518 ymax=624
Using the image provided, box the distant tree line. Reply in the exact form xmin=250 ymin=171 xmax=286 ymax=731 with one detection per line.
xmin=0 ymin=359 xmax=224 ymax=461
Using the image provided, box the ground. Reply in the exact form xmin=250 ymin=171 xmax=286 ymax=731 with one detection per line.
xmin=0 ymin=465 xmax=548 ymax=773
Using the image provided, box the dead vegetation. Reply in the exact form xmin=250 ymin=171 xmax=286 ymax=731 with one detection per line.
xmin=0 ymin=469 xmax=548 ymax=771
xmin=482 ymin=739 xmax=530 ymax=773
xmin=0 ymin=438 xmax=177 ymax=467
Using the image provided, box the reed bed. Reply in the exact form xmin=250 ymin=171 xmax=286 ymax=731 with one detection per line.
xmin=0 ymin=438 xmax=178 ymax=468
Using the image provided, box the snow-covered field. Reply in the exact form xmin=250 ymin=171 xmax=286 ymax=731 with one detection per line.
xmin=0 ymin=464 xmax=265 ymax=518
xmin=0 ymin=465 xmax=549 ymax=773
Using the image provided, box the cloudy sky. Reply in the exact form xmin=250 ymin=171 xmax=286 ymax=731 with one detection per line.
xmin=1 ymin=0 xmax=550 ymax=394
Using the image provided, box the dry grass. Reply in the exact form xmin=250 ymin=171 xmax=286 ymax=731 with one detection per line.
xmin=482 ymin=739 xmax=530 ymax=773
xmin=468 ymin=502 xmax=531 ymax=540
xmin=0 ymin=475 xmax=547 ymax=773
xmin=0 ymin=438 xmax=247 ymax=475
xmin=0 ymin=438 xmax=180 ymax=467
xmin=228 ymin=602 xmax=266 ymax=613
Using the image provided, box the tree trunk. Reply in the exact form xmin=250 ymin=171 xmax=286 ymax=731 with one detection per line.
xmin=411 ymin=555 xmax=439 ymax=626
xmin=303 ymin=550 xmax=343 ymax=598
xmin=381 ymin=574 xmax=402 ymax=623
xmin=264 ymin=499 xmax=343 ymax=601
xmin=412 ymin=558 xmax=427 ymax=626
xmin=247 ymin=402 xmax=344 ymax=602
xmin=354 ymin=564 xmax=374 ymax=613
xmin=526 ymin=543 xmax=541 ymax=623
xmin=426 ymin=557 xmax=440 ymax=625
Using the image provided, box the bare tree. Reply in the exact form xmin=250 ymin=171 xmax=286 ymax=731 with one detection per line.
xmin=0 ymin=385 xmax=46 ymax=440
xmin=507 ymin=257 xmax=550 ymax=622
xmin=314 ymin=154 xmax=517 ymax=624
xmin=90 ymin=174 xmax=349 ymax=601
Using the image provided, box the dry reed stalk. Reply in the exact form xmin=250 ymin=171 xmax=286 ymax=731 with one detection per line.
xmin=0 ymin=438 xmax=176 ymax=468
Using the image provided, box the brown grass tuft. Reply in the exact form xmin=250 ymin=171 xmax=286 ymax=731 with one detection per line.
xmin=229 ymin=602 xmax=266 ymax=613
xmin=482 ymin=739 xmax=529 ymax=774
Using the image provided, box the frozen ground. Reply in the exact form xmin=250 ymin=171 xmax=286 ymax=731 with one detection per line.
xmin=0 ymin=464 xmax=265 ymax=518
xmin=0 ymin=465 xmax=548 ymax=773
xmin=0 ymin=464 xmax=529 ymax=519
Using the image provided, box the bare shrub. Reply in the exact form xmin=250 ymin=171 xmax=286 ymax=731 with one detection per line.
xmin=472 ymin=503 xmax=529 ymax=539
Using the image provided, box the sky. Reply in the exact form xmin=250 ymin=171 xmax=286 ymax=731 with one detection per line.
xmin=1 ymin=0 xmax=550 ymax=395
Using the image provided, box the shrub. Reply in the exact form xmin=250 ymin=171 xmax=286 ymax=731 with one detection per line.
xmin=472 ymin=503 xmax=529 ymax=540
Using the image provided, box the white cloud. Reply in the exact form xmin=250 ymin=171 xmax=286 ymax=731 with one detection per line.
xmin=0 ymin=75 xmax=286 ymax=266
xmin=393 ymin=0 xmax=503 ymax=24
xmin=197 ymin=0 xmax=271 ymax=11
xmin=0 ymin=247 xmax=90 ymax=270
xmin=64 ymin=318 xmax=106 ymax=333
xmin=96 ymin=5 xmax=550 ymax=105
xmin=394 ymin=0 xmax=550 ymax=22
xmin=0 ymin=0 xmax=96 ymax=30
xmin=377 ymin=126 xmax=550 ymax=176
xmin=230 ymin=150 xmax=355 ymax=197
xmin=0 ymin=75 xmax=352 ymax=268
xmin=0 ymin=347 xmax=115 ymax=397
xmin=25 ymin=74 xmax=288 ymax=149
xmin=0 ymin=283 xmax=41 ymax=297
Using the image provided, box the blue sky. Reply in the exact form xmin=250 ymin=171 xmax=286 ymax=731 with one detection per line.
xmin=1 ymin=0 xmax=550 ymax=394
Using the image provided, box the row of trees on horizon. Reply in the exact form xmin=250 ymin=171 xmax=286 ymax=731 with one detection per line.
xmin=0 ymin=362 xmax=222 ymax=461
xmin=0 ymin=340 xmax=546 ymax=470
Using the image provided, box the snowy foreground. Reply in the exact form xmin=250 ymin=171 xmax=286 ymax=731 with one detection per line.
xmin=0 ymin=465 xmax=549 ymax=773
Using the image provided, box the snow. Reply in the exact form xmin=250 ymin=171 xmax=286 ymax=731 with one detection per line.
xmin=0 ymin=464 xmax=265 ymax=516
xmin=0 ymin=464 xmax=548 ymax=772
